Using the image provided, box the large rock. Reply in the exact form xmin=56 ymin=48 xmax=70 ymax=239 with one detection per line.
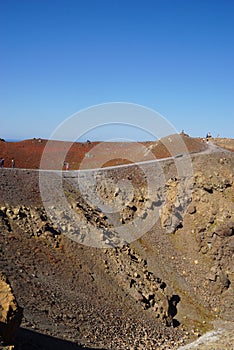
xmin=215 ymin=222 xmax=234 ymax=237
xmin=0 ymin=273 xmax=23 ymax=344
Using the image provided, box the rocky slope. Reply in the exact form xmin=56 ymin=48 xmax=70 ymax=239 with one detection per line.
xmin=0 ymin=273 xmax=23 ymax=345
xmin=0 ymin=140 xmax=233 ymax=349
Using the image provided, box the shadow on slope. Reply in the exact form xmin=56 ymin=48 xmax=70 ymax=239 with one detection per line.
xmin=14 ymin=327 xmax=107 ymax=350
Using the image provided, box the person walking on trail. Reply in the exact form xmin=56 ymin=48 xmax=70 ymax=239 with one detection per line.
xmin=66 ymin=162 xmax=69 ymax=171
xmin=11 ymin=158 xmax=15 ymax=168
xmin=0 ymin=158 xmax=4 ymax=168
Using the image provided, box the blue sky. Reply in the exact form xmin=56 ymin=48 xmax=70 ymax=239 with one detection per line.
xmin=0 ymin=0 xmax=233 ymax=141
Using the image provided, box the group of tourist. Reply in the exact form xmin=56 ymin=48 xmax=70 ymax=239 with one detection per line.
xmin=0 ymin=158 xmax=15 ymax=168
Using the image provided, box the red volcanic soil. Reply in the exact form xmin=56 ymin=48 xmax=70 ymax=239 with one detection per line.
xmin=0 ymin=135 xmax=208 ymax=170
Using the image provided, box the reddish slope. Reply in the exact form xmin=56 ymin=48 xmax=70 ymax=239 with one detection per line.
xmin=0 ymin=135 xmax=207 ymax=170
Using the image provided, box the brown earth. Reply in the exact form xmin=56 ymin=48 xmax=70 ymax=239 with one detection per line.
xmin=212 ymin=138 xmax=234 ymax=152
xmin=0 ymin=135 xmax=233 ymax=349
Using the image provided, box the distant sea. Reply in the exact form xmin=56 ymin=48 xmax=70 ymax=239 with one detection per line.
xmin=5 ymin=139 xmax=21 ymax=142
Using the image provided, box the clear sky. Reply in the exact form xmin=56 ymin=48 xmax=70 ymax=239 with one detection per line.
xmin=1 ymin=0 xmax=233 ymax=141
